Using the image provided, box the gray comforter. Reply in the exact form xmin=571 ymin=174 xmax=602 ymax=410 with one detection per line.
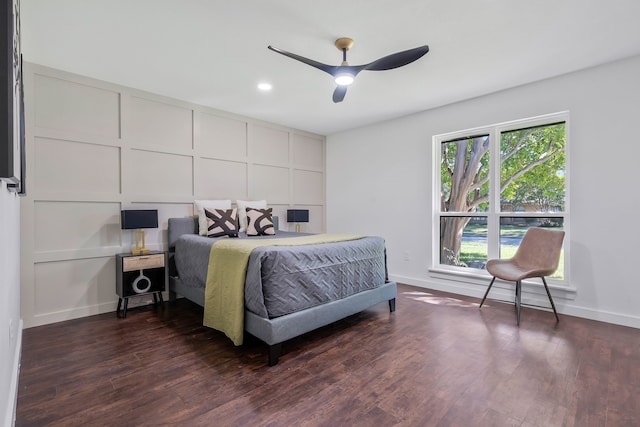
xmin=174 ymin=233 xmax=387 ymax=319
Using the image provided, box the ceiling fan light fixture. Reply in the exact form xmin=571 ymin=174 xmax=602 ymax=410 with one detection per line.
xmin=334 ymin=73 xmax=354 ymax=86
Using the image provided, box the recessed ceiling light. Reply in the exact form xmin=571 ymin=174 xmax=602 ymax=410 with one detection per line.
xmin=258 ymin=82 xmax=272 ymax=91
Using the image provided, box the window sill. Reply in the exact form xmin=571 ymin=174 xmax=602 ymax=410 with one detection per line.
xmin=428 ymin=267 xmax=577 ymax=300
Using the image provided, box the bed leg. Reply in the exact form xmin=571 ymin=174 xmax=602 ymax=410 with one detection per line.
xmin=168 ymin=290 xmax=177 ymax=304
xmin=388 ymin=298 xmax=396 ymax=312
xmin=268 ymin=343 xmax=282 ymax=367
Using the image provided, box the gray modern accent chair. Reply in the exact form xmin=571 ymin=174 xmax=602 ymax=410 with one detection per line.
xmin=479 ymin=227 xmax=565 ymax=325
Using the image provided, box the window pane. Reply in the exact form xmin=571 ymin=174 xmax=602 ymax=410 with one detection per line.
xmin=499 ymin=217 xmax=564 ymax=279
xmin=500 ymin=123 xmax=566 ymax=212
xmin=440 ymin=217 xmax=487 ymax=268
xmin=440 ymin=135 xmax=490 ymax=213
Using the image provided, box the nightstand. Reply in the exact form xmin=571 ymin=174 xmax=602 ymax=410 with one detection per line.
xmin=116 ymin=251 xmax=167 ymax=318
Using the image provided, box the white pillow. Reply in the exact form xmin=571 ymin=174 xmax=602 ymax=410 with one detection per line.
xmin=236 ymin=199 xmax=267 ymax=232
xmin=194 ymin=200 xmax=232 ymax=236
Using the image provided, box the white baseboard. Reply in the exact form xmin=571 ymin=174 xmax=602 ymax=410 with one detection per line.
xmin=26 ymin=302 xmax=115 ymax=328
xmin=24 ymin=292 xmax=171 ymax=328
xmin=4 ymin=319 xmax=22 ymax=427
xmin=390 ymin=274 xmax=640 ymax=329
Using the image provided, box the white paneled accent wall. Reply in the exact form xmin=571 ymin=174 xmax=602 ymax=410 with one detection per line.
xmin=21 ymin=63 xmax=326 ymax=328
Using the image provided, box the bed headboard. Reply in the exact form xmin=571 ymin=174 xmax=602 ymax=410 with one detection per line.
xmin=168 ymin=217 xmax=198 ymax=249
xmin=168 ymin=216 xmax=280 ymax=249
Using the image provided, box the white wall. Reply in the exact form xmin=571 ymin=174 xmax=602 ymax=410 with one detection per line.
xmin=1 ymin=181 xmax=22 ymax=426
xmin=327 ymin=54 xmax=640 ymax=328
xmin=21 ymin=63 xmax=325 ymax=328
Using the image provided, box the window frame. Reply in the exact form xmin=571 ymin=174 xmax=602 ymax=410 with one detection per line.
xmin=432 ymin=112 xmax=570 ymax=286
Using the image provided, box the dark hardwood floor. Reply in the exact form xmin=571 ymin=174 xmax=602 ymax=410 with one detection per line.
xmin=16 ymin=283 xmax=640 ymax=427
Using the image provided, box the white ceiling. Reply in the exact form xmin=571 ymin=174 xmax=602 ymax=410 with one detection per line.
xmin=20 ymin=0 xmax=640 ymax=136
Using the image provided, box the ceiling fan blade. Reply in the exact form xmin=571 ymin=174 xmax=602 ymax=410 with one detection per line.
xmin=363 ymin=45 xmax=429 ymax=71
xmin=268 ymin=45 xmax=337 ymax=76
xmin=332 ymin=85 xmax=348 ymax=103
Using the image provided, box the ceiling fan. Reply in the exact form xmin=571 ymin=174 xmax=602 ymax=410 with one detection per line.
xmin=267 ymin=38 xmax=429 ymax=103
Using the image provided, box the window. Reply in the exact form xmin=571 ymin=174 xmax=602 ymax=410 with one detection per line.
xmin=434 ymin=113 xmax=568 ymax=281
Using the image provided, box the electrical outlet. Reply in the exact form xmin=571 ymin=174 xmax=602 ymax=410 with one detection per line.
xmin=403 ymin=251 xmax=410 ymax=261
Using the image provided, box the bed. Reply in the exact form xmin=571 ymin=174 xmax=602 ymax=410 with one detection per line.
xmin=167 ymin=216 xmax=397 ymax=366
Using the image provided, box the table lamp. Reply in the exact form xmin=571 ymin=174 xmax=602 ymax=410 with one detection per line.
xmin=287 ymin=209 xmax=309 ymax=233
xmin=121 ymin=209 xmax=158 ymax=255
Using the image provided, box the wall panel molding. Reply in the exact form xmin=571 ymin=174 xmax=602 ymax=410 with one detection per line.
xmin=33 ymin=73 xmax=121 ymax=139
xmin=21 ymin=62 xmax=326 ymax=328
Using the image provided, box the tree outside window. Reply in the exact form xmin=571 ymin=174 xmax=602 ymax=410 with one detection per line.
xmin=437 ymin=115 xmax=567 ymax=280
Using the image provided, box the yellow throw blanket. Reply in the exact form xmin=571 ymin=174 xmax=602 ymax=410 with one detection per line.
xmin=203 ymin=234 xmax=364 ymax=345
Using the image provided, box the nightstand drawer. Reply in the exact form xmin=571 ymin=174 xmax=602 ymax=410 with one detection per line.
xmin=122 ymin=254 xmax=165 ymax=272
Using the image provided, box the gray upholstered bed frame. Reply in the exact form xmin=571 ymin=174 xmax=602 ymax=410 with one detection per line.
xmin=167 ymin=216 xmax=397 ymax=366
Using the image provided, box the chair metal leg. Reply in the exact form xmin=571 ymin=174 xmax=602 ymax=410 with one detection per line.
xmin=541 ymin=277 xmax=560 ymax=322
xmin=479 ymin=277 xmax=496 ymax=307
xmin=515 ymin=280 xmax=521 ymax=326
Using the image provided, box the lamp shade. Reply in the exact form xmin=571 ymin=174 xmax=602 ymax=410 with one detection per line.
xmin=121 ymin=210 xmax=158 ymax=230
xmin=287 ymin=209 xmax=309 ymax=223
